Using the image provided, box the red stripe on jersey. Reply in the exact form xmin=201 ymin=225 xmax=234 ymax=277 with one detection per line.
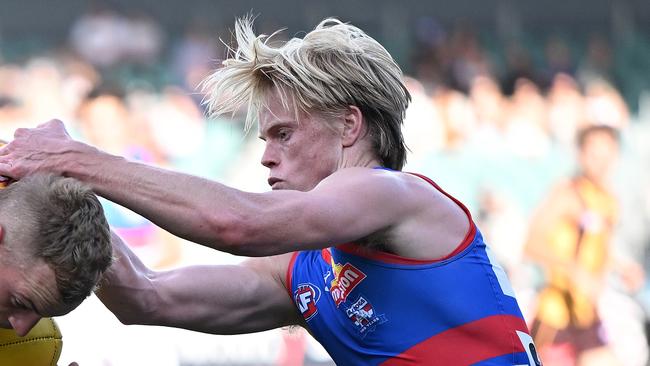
xmin=380 ymin=314 xmax=529 ymax=365
xmin=336 ymin=173 xmax=477 ymax=265
xmin=285 ymin=251 xmax=300 ymax=296
xmin=321 ymin=248 xmax=332 ymax=264
xmin=407 ymin=172 xmax=477 ymax=262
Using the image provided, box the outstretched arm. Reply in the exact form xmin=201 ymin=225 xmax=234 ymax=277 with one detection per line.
xmin=0 ymin=120 xmax=442 ymax=257
xmin=96 ymin=232 xmax=301 ymax=334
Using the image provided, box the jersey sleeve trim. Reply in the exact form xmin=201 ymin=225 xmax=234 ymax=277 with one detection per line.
xmin=336 ymin=172 xmax=477 ymax=265
xmin=284 ymin=251 xmax=300 ymax=295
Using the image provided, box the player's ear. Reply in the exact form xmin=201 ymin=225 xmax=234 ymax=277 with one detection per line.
xmin=341 ymin=105 xmax=364 ymax=147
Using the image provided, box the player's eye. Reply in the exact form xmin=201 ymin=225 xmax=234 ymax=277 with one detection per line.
xmin=11 ymin=298 xmax=25 ymax=309
xmin=278 ymin=129 xmax=292 ymax=141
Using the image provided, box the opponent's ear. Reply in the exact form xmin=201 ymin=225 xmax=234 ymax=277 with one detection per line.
xmin=341 ymin=105 xmax=364 ymax=147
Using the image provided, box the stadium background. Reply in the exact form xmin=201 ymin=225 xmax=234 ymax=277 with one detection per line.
xmin=1 ymin=1 xmax=649 ymax=365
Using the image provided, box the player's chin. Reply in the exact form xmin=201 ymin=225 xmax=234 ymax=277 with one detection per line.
xmin=271 ymin=182 xmax=290 ymax=190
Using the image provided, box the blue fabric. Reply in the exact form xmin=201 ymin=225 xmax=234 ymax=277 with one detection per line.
xmin=287 ymin=172 xmax=537 ymax=364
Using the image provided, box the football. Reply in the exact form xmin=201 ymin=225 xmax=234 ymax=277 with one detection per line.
xmin=0 ymin=318 xmax=62 ymax=366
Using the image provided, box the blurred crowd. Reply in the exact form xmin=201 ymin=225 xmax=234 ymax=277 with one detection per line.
xmin=1 ymin=6 xmax=650 ymax=366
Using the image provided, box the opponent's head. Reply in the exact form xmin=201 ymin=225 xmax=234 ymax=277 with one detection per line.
xmin=0 ymin=174 xmax=112 ymax=336
xmin=576 ymin=124 xmax=620 ymax=184
xmin=204 ymin=17 xmax=411 ymax=190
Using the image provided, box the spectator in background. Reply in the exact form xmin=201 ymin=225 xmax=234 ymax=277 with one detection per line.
xmin=69 ymin=3 xmax=127 ymax=69
xmin=502 ymin=78 xmax=550 ymax=159
xmin=170 ymin=20 xmax=221 ymax=95
xmin=577 ymin=35 xmax=617 ymax=88
xmin=434 ymin=85 xmax=476 ymax=151
xmin=446 ymin=24 xmax=492 ymax=94
xmin=501 ymin=42 xmax=538 ymax=97
xmin=75 ymin=87 xmax=180 ymax=269
xmin=546 ymin=74 xmax=586 ymax=149
xmin=121 ymin=10 xmax=164 ymax=67
xmin=69 ymin=5 xmax=163 ymax=70
xmin=525 ymin=125 xmax=642 ymax=366
xmin=540 ymin=36 xmax=575 ymax=89
xmin=584 ymin=80 xmax=630 ymax=129
xmin=401 ymin=76 xmax=445 ymax=156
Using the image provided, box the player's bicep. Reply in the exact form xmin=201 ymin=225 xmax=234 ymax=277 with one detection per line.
xmin=273 ymin=169 xmax=415 ymax=249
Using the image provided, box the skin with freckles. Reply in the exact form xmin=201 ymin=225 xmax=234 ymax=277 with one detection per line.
xmin=259 ymin=92 xmax=354 ymax=192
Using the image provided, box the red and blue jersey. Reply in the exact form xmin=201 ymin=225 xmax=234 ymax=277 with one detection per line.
xmin=286 ymin=173 xmax=540 ymax=365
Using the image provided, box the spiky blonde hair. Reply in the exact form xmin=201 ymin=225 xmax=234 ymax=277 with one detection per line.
xmin=203 ymin=17 xmax=411 ymax=169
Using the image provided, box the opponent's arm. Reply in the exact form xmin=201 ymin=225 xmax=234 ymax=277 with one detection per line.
xmin=96 ymin=232 xmax=301 ymax=334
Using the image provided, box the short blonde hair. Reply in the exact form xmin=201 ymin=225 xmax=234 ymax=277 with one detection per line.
xmin=0 ymin=174 xmax=112 ymax=305
xmin=203 ymin=17 xmax=411 ymax=170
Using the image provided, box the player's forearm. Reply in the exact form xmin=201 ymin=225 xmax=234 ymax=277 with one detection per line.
xmin=58 ymin=142 xmax=255 ymax=251
xmin=96 ymin=232 xmax=162 ymax=325
xmin=99 ymin=238 xmax=297 ymax=334
xmin=149 ymin=265 xmax=296 ymax=334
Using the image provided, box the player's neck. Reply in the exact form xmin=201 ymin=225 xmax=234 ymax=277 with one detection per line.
xmin=339 ymin=140 xmax=382 ymax=169
xmin=339 ymin=151 xmax=381 ymax=170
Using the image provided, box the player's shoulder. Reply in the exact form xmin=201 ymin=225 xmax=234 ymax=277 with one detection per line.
xmin=319 ymin=167 xmax=432 ymax=192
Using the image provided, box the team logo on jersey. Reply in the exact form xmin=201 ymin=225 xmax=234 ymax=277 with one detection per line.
xmin=294 ymin=283 xmax=321 ymax=321
xmin=329 ymin=262 xmax=367 ymax=307
xmin=344 ymin=295 xmax=387 ymax=337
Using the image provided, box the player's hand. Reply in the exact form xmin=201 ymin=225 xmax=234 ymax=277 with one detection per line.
xmin=0 ymin=119 xmax=77 ymax=179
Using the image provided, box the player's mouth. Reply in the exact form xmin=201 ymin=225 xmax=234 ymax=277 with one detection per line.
xmin=268 ymin=177 xmax=283 ymax=189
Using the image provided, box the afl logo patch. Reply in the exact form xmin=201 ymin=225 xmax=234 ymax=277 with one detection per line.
xmin=294 ymin=283 xmax=321 ymax=321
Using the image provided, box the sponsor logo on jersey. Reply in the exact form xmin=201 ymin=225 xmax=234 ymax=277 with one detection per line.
xmin=329 ymin=262 xmax=367 ymax=306
xmin=344 ymin=295 xmax=387 ymax=337
xmin=294 ymin=283 xmax=321 ymax=321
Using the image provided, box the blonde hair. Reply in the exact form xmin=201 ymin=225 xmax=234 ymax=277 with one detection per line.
xmin=0 ymin=174 xmax=112 ymax=305
xmin=203 ymin=17 xmax=411 ymax=169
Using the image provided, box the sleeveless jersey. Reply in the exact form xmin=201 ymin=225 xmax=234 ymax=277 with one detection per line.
xmin=286 ymin=173 xmax=539 ymax=365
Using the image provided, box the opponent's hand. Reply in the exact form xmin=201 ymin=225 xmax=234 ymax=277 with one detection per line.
xmin=0 ymin=119 xmax=76 ymax=179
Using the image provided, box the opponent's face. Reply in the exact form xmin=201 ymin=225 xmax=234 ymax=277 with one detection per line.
xmin=0 ymin=259 xmax=72 ymax=336
xmin=579 ymin=130 xmax=619 ymax=183
xmin=258 ymin=93 xmax=343 ymax=191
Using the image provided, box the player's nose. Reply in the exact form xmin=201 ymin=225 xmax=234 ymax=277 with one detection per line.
xmin=8 ymin=312 xmax=41 ymax=336
xmin=261 ymin=144 xmax=279 ymax=168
